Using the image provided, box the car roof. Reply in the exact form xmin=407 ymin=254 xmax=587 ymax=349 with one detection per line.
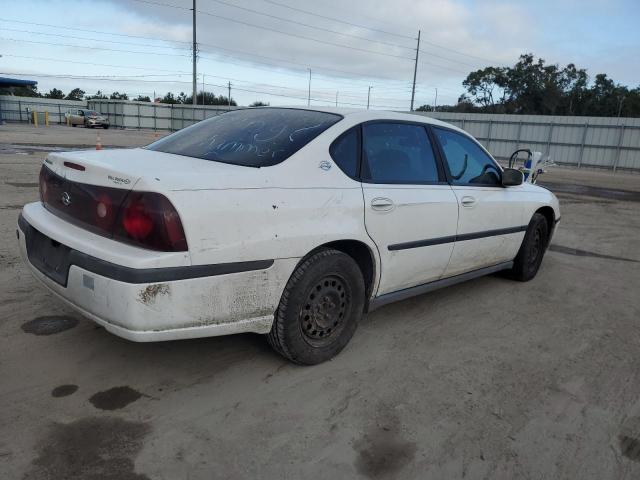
xmin=254 ymin=105 xmax=466 ymax=134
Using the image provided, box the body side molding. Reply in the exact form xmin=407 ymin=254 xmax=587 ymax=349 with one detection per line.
xmin=388 ymin=226 xmax=527 ymax=251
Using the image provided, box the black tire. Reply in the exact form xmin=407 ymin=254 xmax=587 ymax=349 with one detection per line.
xmin=510 ymin=213 xmax=549 ymax=281
xmin=104 ymin=125 xmax=109 ymax=129
xmin=267 ymin=248 xmax=365 ymax=365
xmin=71 ymin=123 xmax=76 ymax=127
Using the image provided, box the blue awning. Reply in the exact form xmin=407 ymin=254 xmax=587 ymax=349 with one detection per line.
xmin=0 ymin=77 xmax=38 ymax=87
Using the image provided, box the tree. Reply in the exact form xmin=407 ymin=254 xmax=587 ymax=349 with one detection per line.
xmin=109 ymin=91 xmax=129 ymax=100
xmin=462 ymin=66 xmax=507 ymax=111
xmin=0 ymin=85 xmax=41 ymax=97
xmin=160 ymin=92 xmax=179 ymax=104
xmin=134 ymin=95 xmax=151 ymax=102
xmin=44 ymin=88 xmax=65 ymax=99
xmin=177 ymin=92 xmax=189 ymax=104
xmin=86 ymin=90 xmax=108 ymax=100
xmin=182 ymin=91 xmax=237 ymax=106
xmin=459 ymin=53 xmax=640 ymax=117
xmin=65 ymin=88 xmax=85 ymax=101
xmin=250 ymin=101 xmax=269 ymax=107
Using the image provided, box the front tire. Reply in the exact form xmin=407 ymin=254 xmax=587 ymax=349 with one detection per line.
xmin=267 ymin=249 xmax=365 ymax=365
xmin=510 ymin=213 xmax=549 ymax=281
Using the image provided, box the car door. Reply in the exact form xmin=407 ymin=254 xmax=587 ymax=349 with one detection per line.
xmin=359 ymin=122 xmax=459 ymax=296
xmin=70 ymin=110 xmax=83 ymax=125
xmin=432 ymin=127 xmax=526 ymax=277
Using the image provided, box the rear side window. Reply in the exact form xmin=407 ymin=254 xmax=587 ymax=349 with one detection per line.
xmin=362 ymin=123 xmax=440 ymax=184
xmin=329 ymin=127 xmax=359 ymax=178
xmin=147 ymin=108 xmax=342 ymax=167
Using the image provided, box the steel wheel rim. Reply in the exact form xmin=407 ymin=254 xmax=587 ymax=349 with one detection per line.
xmin=299 ymin=274 xmax=350 ymax=347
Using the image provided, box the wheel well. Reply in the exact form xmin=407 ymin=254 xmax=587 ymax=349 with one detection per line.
xmin=535 ymin=206 xmax=555 ymax=244
xmin=312 ymin=240 xmax=376 ymax=302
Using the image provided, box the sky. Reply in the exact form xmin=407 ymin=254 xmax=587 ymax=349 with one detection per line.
xmin=1 ymin=0 xmax=638 ymax=110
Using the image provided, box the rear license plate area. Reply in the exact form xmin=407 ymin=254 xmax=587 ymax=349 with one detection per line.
xmin=25 ymin=226 xmax=72 ymax=286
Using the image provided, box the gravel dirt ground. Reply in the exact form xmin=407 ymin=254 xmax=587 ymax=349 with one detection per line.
xmin=1 ymin=123 xmax=639 ymax=480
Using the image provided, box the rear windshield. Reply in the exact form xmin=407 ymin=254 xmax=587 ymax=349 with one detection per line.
xmin=146 ymin=108 xmax=342 ymax=167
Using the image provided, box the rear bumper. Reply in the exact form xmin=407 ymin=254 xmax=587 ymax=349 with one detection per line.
xmin=18 ymin=211 xmax=297 ymax=342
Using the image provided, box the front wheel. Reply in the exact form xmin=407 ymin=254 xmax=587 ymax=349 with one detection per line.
xmin=267 ymin=249 xmax=365 ymax=365
xmin=509 ymin=213 xmax=549 ymax=281
xmin=103 ymin=125 xmax=109 ymax=129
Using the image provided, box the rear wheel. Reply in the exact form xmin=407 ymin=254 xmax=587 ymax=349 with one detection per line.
xmin=267 ymin=249 xmax=365 ymax=365
xmin=510 ymin=213 xmax=549 ymax=281
xmin=71 ymin=123 xmax=76 ymax=127
xmin=104 ymin=125 xmax=109 ymax=129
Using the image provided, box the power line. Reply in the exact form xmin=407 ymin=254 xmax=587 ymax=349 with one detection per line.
xmin=1 ymin=19 xmax=412 ymax=83
xmin=0 ymin=27 xmax=191 ymax=51
xmin=128 ymin=0 xmax=190 ymax=10
xmin=259 ymin=0 xmax=415 ymax=40
xmin=196 ymin=9 xmax=415 ymax=61
xmin=1 ymin=71 xmax=412 ymax=104
xmin=0 ymin=17 xmax=191 ymax=45
xmin=419 ymin=46 xmax=503 ymax=66
xmin=1 ymin=37 xmax=191 ymax=57
xmin=258 ymin=0 xmax=502 ymax=66
xmin=204 ymin=0 xmax=414 ymax=51
xmin=127 ymin=0 xmax=414 ymax=61
xmin=197 ymin=44 xmax=412 ymax=84
xmin=1 ymin=17 xmax=478 ymax=78
xmin=3 ymin=71 xmax=407 ymax=109
xmin=1 ymin=54 xmax=193 ymax=74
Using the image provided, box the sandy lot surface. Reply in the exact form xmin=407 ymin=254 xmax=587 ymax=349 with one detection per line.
xmin=1 ymin=123 xmax=639 ymax=479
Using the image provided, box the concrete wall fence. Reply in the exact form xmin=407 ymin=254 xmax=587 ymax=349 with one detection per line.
xmin=418 ymin=112 xmax=640 ymax=172
xmin=1 ymin=96 xmax=639 ymax=171
xmin=0 ymin=95 xmax=85 ymax=124
xmin=86 ymin=99 xmax=236 ymax=131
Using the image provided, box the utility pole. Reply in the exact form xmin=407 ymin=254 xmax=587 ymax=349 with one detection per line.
xmin=228 ymin=81 xmax=231 ymax=110
xmin=433 ymin=88 xmax=438 ymax=112
xmin=410 ymin=30 xmax=421 ymax=112
xmin=367 ymin=86 xmax=372 ymax=110
xmin=307 ymin=68 xmax=311 ymax=106
xmin=202 ymin=74 xmax=205 ymax=105
xmin=335 ymin=91 xmax=338 ymax=107
xmin=192 ymin=0 xmax=197 ymax=105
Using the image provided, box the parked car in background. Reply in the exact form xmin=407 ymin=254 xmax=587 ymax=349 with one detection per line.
xmin=19 ymin=107 xmax=559 ymax=365
xmin=66 ymin=109 xmax=110 ymax=128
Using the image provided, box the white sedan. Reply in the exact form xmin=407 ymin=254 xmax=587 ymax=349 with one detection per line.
xmin=18 ymin=107 xmax=560 ymax=364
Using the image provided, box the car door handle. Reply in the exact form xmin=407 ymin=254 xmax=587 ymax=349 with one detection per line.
xmin=371 ymin=197 xmax=395 ymax=211
xmin=461 ymin=196 xmax=477 ymax=207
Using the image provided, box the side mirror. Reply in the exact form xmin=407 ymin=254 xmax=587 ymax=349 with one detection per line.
xmin=502 ymin=168 xmax=523 ymax=186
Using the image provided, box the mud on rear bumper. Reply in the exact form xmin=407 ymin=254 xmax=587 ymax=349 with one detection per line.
xmin=17 ymin=214 xmax=297 ymax=341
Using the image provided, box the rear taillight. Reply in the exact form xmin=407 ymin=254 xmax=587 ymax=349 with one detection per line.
xmin=38 ymin=165 xmax=187 ymax=252
xmin=114 ymin=192 xmax=187 ymax=252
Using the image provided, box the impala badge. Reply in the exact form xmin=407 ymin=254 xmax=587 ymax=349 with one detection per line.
xmin=61 ymin=192 xmax=71 ymax=206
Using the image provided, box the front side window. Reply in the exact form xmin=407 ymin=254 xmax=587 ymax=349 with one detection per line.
xmin=433 ymin=127 xmax=501 ymax=186
xmin=147 ymin=108 xmax=342 ymax=167
xmin=361 ymin=123 xmax=440 ymax=184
